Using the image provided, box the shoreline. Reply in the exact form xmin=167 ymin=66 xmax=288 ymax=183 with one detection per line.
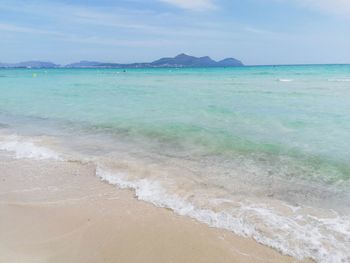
xmin=0 ymin=152 xmax=313 ymax=263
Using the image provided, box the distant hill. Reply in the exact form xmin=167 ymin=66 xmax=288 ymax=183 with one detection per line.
xmin=217 ymin=58 xmax=243 ymax=67
xmin=0 ymin=61 xmax=59 ymax=68
xmin=0 ymin=54 xmax=243 ymax=69
xmin=67 ymin=54 xmax=243 ymax=68
xmin=151 ymin=54 xmax=216 ymax=67
xmin=65 ymin=61 xmax=104 ymax=68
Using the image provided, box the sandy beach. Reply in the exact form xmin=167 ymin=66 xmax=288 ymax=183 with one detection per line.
xmin=0 ymin=152 xmax=313 ymax=263
xmin=2 ymin=0 xmax=350 ymax=261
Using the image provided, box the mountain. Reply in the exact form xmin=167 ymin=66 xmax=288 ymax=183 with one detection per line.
xmin=66 ymin=54 xmax=243 ymax=68
xmin=0 ymin=54 xmax=244 ymax=69
xmin=151 ymin=54 xmax=218 ymax=67
xmin=65 ymin=61 xmax=103 ymax=68
xmin=217 ymin=58 xmax=243 ymax=67
xmin=151 ymin=53 xmax=243 ymax=67
xmin=0 ymin=61 xmax=59 ymax=68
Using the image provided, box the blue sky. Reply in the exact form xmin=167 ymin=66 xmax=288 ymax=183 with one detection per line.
xmin=0 ymin=0 xmax=349 ymax=65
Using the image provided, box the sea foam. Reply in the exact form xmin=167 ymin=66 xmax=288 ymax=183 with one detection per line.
xmin=0 ymin=134 xmax=62 ymax=160
xmin=328 ymin=78 xmax=350 ymax=82
xmin=278 ymin=79 xmax=293 ymax=82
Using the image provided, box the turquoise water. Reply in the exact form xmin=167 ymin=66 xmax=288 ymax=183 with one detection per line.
xmin=0 ymin=66 xmax=349 ymax=262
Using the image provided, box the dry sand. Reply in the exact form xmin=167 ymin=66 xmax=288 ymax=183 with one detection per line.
xmin=0 ymin=152 xmax=313 ymax=263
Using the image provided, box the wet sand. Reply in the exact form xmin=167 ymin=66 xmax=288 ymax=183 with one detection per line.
xmin=0 ymin=152 xmax=312 ymax=263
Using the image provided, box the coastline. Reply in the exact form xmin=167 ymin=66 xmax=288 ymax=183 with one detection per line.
xmin=0 ymin=152 xmax=313 ymax=263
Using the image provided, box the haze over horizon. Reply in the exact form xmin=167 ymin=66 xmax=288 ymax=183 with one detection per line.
xmin=1 ymin=0 xmax=350 ymax=65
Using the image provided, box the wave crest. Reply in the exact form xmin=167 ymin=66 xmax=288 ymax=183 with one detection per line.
xmin=0 ymin=134 xmax=62 ymax=160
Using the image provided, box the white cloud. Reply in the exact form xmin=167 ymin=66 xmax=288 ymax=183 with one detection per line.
xmin=0 ymin=22 xmax=65 ymax=36
xmin=0 ymin=21 xmax=173 ymax=48
xmin=292 ymin=0 xmax=350 ymax=15
xmin=159 ymin=0 xmax=216 ymax=11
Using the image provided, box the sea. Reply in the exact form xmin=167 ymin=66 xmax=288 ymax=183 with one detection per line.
xmin=0 ymin=65 xmax=349 ymax=262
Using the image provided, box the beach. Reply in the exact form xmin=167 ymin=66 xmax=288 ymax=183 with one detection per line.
xmin=0 ymin=153 xmax=312 ymax=263
xmin=2 ymin=0 xmax=350 ymax=260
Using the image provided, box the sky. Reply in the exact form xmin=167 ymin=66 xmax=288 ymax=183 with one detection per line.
xmin=0 ymin=0 xmax=350 ymax=65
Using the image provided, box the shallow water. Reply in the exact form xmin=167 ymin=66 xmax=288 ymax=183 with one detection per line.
xmin=0 ymin=66 xmax=349 ymax=262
